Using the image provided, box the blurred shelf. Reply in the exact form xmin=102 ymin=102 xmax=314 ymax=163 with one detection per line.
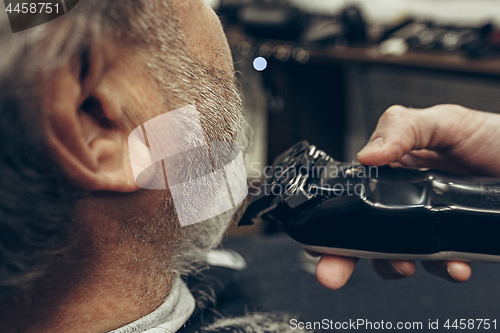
xmin=311 ymin=45 xmax=500 ymax=77
xmin=226 ymin=27 xmax=500 ymax=77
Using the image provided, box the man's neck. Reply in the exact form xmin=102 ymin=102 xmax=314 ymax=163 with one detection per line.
xmin=0 ymin=189 xmax=183 ymax=333
xmin=0 ymin=229 xmax=173 ymax=333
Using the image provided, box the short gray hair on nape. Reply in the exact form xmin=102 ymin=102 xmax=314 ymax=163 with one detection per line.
xmin=0 ymin=0 xmax=177 ymax=296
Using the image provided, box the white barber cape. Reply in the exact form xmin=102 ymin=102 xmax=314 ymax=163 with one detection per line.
xmin=108 ymin=275 xmax=195 ymax=333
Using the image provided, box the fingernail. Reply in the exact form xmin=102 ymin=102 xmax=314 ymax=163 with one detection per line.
xmin=357 ymin=137 xmax=385 ymax=157
xmin=390 ymin=261 xmax=413 ymax=276
xmin=447 ymin=266 xmax=455 ymax=280
xmin=446 ymin=266 xmax=461 ymax=283
xmin=446 ymin=263 xmax=465 ymax=283
xmin=391 ymin=264 xmax=405 ymax=275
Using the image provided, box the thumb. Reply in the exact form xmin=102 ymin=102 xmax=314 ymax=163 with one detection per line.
xmin=356 ymin=105 xmax=460 ymax=166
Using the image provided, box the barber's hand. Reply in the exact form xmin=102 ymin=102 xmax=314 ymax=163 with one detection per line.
xmin=316 ymin=104 xmax=500 ymax=290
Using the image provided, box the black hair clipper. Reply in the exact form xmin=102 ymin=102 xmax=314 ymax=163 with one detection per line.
xmin=239 ymin=141 xmax=500 ymax=262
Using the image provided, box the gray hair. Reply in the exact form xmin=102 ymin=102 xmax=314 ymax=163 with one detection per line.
xmin=0 ymin=0 xmax=115 ymax=295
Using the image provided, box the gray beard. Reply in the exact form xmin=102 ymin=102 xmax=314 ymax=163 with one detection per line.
xmin=124 ymin=0 xmax=251 ymax=279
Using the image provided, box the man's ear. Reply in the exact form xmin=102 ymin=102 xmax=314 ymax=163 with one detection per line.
xmin=42 ymin=49 xmax=140 ymax=193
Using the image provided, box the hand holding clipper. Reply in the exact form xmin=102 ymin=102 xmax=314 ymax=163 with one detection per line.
xmin=240 ymin=141 xmax=500 ymax=262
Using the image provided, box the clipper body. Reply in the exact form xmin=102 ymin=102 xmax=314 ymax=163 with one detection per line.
xmin=240 ymin=142 xmax=500 ymax=261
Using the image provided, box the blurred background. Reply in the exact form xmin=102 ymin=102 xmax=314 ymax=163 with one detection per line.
xmin=204 ymin=1 xmax=500 ymax=331
xmin=212 ymin=0 xmax=500 ymax=232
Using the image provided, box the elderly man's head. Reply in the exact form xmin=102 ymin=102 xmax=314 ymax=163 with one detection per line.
xmin=0 ymin=1 xmax=249 ymax=332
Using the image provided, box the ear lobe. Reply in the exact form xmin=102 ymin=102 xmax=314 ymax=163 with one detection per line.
xmin=44 ymin=64 xmax=140 ymax=193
